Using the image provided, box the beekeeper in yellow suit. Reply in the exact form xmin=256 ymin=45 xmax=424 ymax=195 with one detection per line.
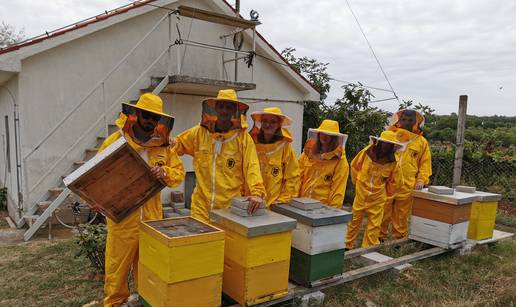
xmin=345 ymin=131 xmax=404 ymax=249
xmin=380 ymin=109 xmax=432 ymax=240
xmin=248 ymin=107 xmax=300 ymax=207
xmin=173 ymin=89 xmax=266 ymax=222
xmin=299 ymin=120 xmax=349 ymax=208
xmin=97 ymin=93 xmax=185 ymax=307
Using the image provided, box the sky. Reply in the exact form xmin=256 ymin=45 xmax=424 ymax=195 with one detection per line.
xmin=1 ymin=0 xmax=515 ymax=115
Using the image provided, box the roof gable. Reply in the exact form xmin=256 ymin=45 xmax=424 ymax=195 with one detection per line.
xmin=0 ymin=0 xmax=319 ymax=99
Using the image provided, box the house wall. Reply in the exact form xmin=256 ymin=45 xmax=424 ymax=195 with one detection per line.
xmin=0 ymin=76 xmax=22 ymax=221
xmin=10 ymin=0 xmax=314 ymax=209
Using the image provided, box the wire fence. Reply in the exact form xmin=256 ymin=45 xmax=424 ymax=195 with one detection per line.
xmin=430 ymin=144 xmax=516 ymax=204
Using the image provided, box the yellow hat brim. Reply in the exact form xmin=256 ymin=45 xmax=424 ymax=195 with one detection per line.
xmin=369 ymin=135 xmax=403 ymax=148
xmin=122 ymin=102 xmax=174 ymax=119
xmin=202 ymin=98 xmax=249 ymax=112
xmin=310 ymin=127 xmax=345 ymax=137
xmin=250 ymin=111 xmax=292 ymax=126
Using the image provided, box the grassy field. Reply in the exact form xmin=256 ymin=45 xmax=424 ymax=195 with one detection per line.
xmin=0 ymin=213 xmax=515 ymax=307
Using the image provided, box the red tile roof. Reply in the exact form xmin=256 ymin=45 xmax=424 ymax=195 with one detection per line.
xmin=0 ymin=0 xmax=155 ymax=55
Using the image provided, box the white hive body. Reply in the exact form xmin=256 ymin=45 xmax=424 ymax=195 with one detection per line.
xmin=409 ymin=216 xmax=469 ymax=248
xmin=410 ymin=188 xmax=475 ymax=249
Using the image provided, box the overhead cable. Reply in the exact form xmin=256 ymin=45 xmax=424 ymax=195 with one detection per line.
xmin=344 ymin=0 xmax=400 ymax=103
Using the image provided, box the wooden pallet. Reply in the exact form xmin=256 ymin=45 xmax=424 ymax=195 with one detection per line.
xmin=239 ymin=230 xmax=514 ymax=307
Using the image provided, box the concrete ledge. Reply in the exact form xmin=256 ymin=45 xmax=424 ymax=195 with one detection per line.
xmin=360 ymin=252 xmax=412 ymax=273
xmin=150 ymin=75 xmax=256 ymax=96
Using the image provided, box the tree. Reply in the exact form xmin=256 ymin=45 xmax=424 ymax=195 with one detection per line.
xmin=281 ymin=47 xmax=330 ymax=100
xmin=281 ymin=47 xmax=331 ymax=143
xmin=329 ymin=84 xmax=389 ymax=160
xmin=0 ymin=22 xmax=25 ymax=48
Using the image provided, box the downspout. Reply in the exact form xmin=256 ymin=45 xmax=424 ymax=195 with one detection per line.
xmin=0 ymin=85 xmax=23 ymax=216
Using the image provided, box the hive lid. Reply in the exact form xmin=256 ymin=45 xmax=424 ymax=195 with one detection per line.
xmin=469 ymin=191 xmax=502 ymax=202
xmin=271 ymin=204 xmax=352 ymax=227
xmin=209 ymin=208 xmax=296 ymax=237
xmin=412 ymin=188 xmax=477 ymax=205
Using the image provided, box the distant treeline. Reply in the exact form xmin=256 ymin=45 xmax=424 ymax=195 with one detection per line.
xmin=423 ymin=115 xmax=516 ymax=147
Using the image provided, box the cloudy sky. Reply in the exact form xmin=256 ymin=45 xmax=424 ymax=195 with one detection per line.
xmin=1 ymin=0 xmax=515 ymax=115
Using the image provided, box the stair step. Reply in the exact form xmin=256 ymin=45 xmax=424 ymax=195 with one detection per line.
xmin=37 ymin=201 xmax=52 ymax=211
xmin=24 ymin=214 xmax=40 ymax=220
xmin=85 ymin=147 xmax=99 ymax=154
xmin=24 ymin=214 xmax=40 ymax=226
xmin=73 ymin=160 xmax=87 ymax=166
xmin=49 ymin=187 xmax=64 ymax=193
xmin=84 ymin=147 xmax=99 ymax=160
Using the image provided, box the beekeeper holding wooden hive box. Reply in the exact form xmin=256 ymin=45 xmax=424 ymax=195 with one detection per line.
xmin=64 ymin=93 xmax=185 ymax=307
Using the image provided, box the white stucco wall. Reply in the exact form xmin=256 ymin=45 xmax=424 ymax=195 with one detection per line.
xmin=0 ymin=76 xmax=22 ymax=221
xmin=5 ymin=0 xmax=315 ymax=208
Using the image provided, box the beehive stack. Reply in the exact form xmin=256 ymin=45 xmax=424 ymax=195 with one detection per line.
xmin=410 ymin=187 xmax=476 ymax=248
xmin=210 ymin=206 xmax=296 ymax=306
xmin=455 ymin=186 xmax=502 ymax=240
xmin=271 ymin=198 xmax=352 ymax=287
xmin=138 ymin=217 xmax=225 ymax=307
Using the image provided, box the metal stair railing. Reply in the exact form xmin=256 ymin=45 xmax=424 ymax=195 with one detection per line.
xmin=21 ymin=11 xmax=178 ymax=233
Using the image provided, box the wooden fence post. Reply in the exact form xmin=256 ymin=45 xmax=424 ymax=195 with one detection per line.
xmin=452 ymin=95 xmax=468 ymax=186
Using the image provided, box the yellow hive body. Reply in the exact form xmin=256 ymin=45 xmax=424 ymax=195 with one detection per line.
xmin=138 ymin=217 xmax=225 ymax=307
xmin=222 ymin=257 xmax=289 ymax=306
xmin=468 ymin=201 xmax=498 ymax=240
xmin=224 ymin=228 xmax=292 ymax=267
xmin=139 ymin=218 xmax=225 ymax=283
xmin=138 ymin=262 xmax=222 ymax=307
xmin=210 ymin=208 xmax=296 ymax=306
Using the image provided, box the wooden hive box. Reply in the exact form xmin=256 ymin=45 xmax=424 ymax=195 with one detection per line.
xmin=271 ymin=200 xmax=352 ymax=287
xmin=138 ymin=217 xmax=225 ymax=307
xmin=410 ymin=189 xmax=476 ymax=248
xmin=210 ymin=208 xmax=296 ymax=306
xmin=63 ymin=137 xmax=165 ymax=223
xmin=465 ymin=190 xmax=501 ymax=240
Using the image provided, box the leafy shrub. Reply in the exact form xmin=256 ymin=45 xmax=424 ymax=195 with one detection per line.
xmin=74 ymin=223 xmax=107 ymax=274
xmin=0 ymin=187 xmax=7 ymax=211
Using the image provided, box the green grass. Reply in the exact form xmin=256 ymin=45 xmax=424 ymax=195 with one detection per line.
xmin=0 ymin=240 xmax=104 ymax=307
xmin=1 ymin=215 xmax=515 ymax=306
xmin=497 ymin=212 xmax=516 ymax=228
xmin=324 ymin=222 xmax=516 ymax=306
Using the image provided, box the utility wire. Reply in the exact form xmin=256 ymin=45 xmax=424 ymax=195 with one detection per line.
xmin=369 ymin=97 xmax=398 ymax=104
xmin=344 ymin=0 xmax=400 ymax=103
xmin=139 ymin=0 xmax=399 ymax=102
xmin=329 ymin=77 xmax=393 ymax=93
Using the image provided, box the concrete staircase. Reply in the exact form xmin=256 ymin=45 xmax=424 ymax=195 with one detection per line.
xmin=23 ymin=125 xmax=118 ymax=240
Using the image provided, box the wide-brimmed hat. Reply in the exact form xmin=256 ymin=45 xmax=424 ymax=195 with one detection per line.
xmin=370 ymin=130 xmax=404 ymax=149
xmin=251 ymin=107 xmax=293 ymax=126
xmin=310 ymin=119 xmax=345 ymax=137
xmin=203 ymin=89 xmax=249 ymax=113
xmin=122 ymin=93 xmax=173 ymax=119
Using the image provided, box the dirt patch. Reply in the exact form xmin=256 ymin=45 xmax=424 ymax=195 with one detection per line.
xmin=499 ymin=202 xmax=516 ymax=217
